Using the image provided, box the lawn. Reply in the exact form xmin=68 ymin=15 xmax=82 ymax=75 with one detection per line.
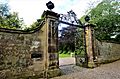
xmin=59 ymin=53 xmax=71 ymax=58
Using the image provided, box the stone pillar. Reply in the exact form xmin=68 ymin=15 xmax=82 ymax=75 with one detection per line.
xmin=41 ymin=10 xmax=61 ymax=78
xmin=85 ymin=23 xmax=96 ymax=68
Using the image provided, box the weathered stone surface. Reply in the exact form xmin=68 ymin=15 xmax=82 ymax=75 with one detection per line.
xmin=0 ymin=10 xmax=60 ymax=78
xmin=76 ymin=23 xmax=120 ymax=68
xmin=0 ymin=31 xmax=46 ymax=78
xmin=95 ymin=40 xmax=120 ymax=64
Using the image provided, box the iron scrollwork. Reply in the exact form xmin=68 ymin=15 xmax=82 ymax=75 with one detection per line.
xmin=59 ymin=10 xmax=83 ymax=28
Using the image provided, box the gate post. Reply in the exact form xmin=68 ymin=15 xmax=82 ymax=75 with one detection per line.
xmin=85 ymin=23 xmax=97 ymax=68
xmin=41 ymin=10 xmax=61 ymax=78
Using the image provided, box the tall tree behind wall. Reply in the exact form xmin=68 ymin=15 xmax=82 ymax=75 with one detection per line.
xmin=86 ymin=0 xmax=120 ymax=42
xmin=58 ymin=26 xmax=76 ymax=53
xmin=0 ymin=3 xmax=24 ymax=29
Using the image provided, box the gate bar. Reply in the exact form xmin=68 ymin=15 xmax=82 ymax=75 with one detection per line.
xmin=58 ymin=20 xmax=84 ymax=28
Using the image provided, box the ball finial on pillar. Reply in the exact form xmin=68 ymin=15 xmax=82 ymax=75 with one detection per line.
xmin=46 ymin=1 xmax=55 ymax=10
xmin=85 ymin=15 xmax=90 ymax=22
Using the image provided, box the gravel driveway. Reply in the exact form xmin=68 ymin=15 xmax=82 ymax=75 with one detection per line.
xmin=59 ymin=57 xmax=75 ymax=66
xmin=51 ymin=60 xmax=120 ymax=79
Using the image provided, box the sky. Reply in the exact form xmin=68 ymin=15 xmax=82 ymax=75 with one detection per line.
xmin=1 ymin=0 xmax=102 ymax=26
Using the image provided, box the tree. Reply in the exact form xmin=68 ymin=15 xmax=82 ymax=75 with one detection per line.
xmin=58 ymin=25 xmax=85 ymax=55
xmin=0 ymin=3 xmax=24 ymax=29
xmin=58 ymin=10 xmax=85 ymax=54
xmin=0 ymin=3 xmax=9 ymax=16
xmin=87 ymin=0 xmax=120 ymax=42
xmin=58 ymin=26 xmax=77 ymax=53
xmin=24 ymin=19 xmax=43 ymax=31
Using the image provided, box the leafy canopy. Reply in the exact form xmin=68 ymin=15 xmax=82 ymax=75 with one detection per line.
xmin=0 ymin=3 xmax=24 ymax=29
xmin=86 ymin=0 xmax=120 ymax=42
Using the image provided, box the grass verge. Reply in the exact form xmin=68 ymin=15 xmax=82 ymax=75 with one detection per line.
xmin=59 ymin=53 xmax=71 ymax=58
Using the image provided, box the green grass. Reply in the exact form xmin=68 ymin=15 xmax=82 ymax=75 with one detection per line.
xmin=59 ymin=53 xmax=71 ymax=58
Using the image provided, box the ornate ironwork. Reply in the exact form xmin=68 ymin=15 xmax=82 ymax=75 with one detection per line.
xmin=59 ymin=10 xmax=83 ymax=28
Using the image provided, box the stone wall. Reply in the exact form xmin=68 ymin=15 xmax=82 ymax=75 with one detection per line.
xmin=95 ymin=40 xmax=120 ymax=64
xmin=0 ymin=10 xmax=61 ymax=79
xmin=0 ymin=29 xmax=45 ymax=78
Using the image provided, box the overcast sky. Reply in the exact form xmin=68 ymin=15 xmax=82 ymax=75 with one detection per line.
xmin=1 ymin=0 xmax=102 ymax=26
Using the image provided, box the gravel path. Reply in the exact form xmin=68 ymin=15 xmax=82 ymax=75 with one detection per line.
xmin=59 ymin=65 xmax=87 ymax=75
xmin=51 ymin=60 xmax=120 ymax=79
xmin=59 ymin=57 xmax=75 ymax=66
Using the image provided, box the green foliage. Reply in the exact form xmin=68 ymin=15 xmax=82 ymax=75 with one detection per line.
xmin=75 ymin=28 xmax=85 ymax=53
xmin=59 ymin=26 xmax=85 ymax=55
xmin=58 ymin=26 xmax=77 ymax=53
xmin=24 ymin=19 xmax=43 ymax=31
xmin=87 ymin=0 xmax=120 ymax=41
xmin=0 ymin=3 xmax=24 ymax=29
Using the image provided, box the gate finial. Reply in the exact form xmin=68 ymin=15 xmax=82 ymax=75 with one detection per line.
xmin=85 ymin=15 xmax=90 ymax=22
xmin=46 ymin=1 xmax=54 ymax=10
